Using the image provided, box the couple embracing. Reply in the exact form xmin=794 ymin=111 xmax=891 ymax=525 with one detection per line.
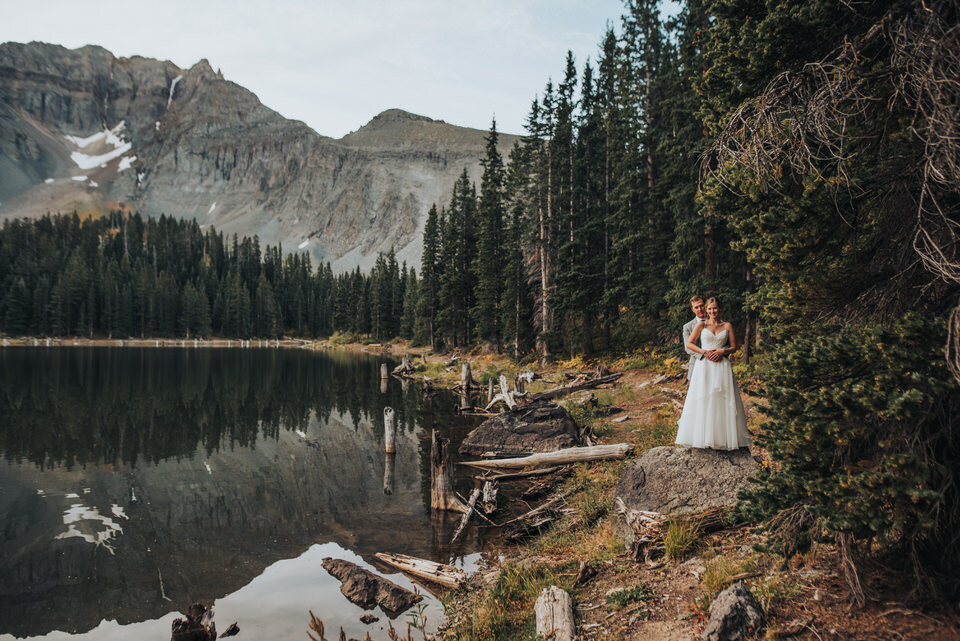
xmin=675 ymin=296 xmax=750 ymax=451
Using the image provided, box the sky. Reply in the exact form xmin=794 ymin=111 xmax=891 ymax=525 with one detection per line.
xmin=0 ymin=0 xmax=662 ymax=138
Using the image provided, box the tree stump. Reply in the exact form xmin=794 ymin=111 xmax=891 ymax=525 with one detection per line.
xmin=430 ymin=430 xmax=467 ymax=512
xmin=535 ymin=586 xmax=576 ymax=641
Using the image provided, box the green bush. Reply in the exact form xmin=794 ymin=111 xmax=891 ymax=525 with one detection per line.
xmin=739 ymin=315 xmax=960 ymax=594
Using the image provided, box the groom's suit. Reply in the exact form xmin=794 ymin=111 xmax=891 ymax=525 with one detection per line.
xmin=683 ymin=316 xmax=705 ymax=381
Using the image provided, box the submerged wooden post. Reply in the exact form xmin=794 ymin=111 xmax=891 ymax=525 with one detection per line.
xmin=381 ymin=363 xmax=389 ymax=379
xmin=384 ymin=407 xmax=396 ymax=453
xmin=430 ymin=430 xmax=467 ymax=512
xmin=461 ymin=362 xmax=474 ymax=387
xmin=383 ymin=453 xmax=396 ymax=495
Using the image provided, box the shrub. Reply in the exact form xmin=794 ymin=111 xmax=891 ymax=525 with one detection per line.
xmin=739 ymin=315 xmax=960 ymax=598
xmin=606 ymin=584 xmax=656 ymax=607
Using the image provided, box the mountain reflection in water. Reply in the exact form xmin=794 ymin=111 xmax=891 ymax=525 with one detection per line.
xmin=0 ymin=347 xmax=484 ymax=639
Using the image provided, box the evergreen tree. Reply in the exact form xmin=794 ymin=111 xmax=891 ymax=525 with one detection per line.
xmin=472 ymin=118 xmax=506 ymax=347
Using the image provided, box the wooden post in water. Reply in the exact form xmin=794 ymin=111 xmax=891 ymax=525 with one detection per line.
xmin=430 ymin=430 xmax=467 ymax=512
xmin=488 ymin=378 xmax=495 ymax=405
xmin=459 ymin=362 xmax=473 ymax=411
xmin=383 ymin=407 xmax=396 ymax=453
xmin=381 ymin=363 xmax=389 ymax=379
xmin=383 ymin=453 xmax=396 ymax=495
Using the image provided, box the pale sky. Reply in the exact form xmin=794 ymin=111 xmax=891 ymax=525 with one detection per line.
xmin=0 ymin=0 xmax=675 ymax=138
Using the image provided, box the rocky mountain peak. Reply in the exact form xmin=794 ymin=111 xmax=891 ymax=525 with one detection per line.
xmin=0 ymin=41 xmax=518 ymax=272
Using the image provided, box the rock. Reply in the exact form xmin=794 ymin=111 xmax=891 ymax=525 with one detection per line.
xmin=321 ymin=558 xmax=420 ymax=618
xmin=218 ymin=622 xmax=239 ymax=638
xmin=359 ymin=614 xmax=379 ymax=624
xmin=613 ymin=446 xmax=756 ymax=546
xmin=702 ymin=581 xmax=763 ymax=641
xmin=459 ymin=402 xmax=581 ymax=457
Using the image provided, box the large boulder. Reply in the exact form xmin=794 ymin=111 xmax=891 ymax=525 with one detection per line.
xmin=459 ymin=402 xmax=581 ymax=457
xmin=703 ymin=581 xmax=763 ymax=641
xmin=613 ymin=446 xmax=756 ymax=546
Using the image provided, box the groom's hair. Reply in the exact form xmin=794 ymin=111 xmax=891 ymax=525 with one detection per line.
xmin=689 ymin=295 xmax=704 ymax=304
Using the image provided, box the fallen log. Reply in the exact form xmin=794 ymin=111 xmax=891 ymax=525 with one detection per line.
xmin=460 ymin=443 xmax=634 ymax=470
xmin=431 ymin=431 xmax=468 ymax=512
xmin=535 ymin=586 xmax=576 ymax=641
xmin=479 ymin=465 xmax=568 ymax=481
xmin=321 ymin=558 xmax=421 ymax=617
xmin=529 ymin=373 xmax=623 ymax=402
xmin=373 ymin=552 xmax=468 ymax=590
xmin=451 ymin=487 xmax=482 ymax=543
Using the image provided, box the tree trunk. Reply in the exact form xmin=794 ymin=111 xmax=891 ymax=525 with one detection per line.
xmin=430 ymin=431 xmax=468 ymax=512
xmin=373 ymin=553 xmax=467 ymax=590
xmin=451 ymin=487 xmax=481 ymax=543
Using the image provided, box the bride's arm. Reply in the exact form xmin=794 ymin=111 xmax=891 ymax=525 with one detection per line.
xmin=686 ymin=322 xmax=707 ymax=355
xmin=721 ymin=323 xmax=739 ymax=356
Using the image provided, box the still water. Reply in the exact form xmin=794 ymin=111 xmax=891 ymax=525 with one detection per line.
xmin=0 ymin=347 xmax=485 ymax=640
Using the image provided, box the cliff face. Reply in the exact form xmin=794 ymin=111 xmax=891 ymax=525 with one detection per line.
xmin=0 ymin=42 xmax=517 ymax=271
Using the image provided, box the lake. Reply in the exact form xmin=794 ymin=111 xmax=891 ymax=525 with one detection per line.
xmin=0 ymin=346 xmax=485 ymax=640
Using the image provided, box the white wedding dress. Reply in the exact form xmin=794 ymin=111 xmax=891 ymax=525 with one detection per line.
xmin=675 ymin=328 xmax=751 ymax=450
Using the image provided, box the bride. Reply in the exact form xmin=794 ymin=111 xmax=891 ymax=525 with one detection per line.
xmin=675 ymin=297 xmax=750 ymax=450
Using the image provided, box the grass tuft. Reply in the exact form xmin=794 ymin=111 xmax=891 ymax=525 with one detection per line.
xmin=664 ymin=516 xmax=702 ymax=560
xmin=606 ymin=584 xmax=656 ymax=607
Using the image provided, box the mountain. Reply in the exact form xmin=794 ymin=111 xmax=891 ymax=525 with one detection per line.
xmin=0 ymin=42 xmax=518 ymax=271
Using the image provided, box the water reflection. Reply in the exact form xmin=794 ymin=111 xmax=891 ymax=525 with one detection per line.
xmin=0 ymin=347 xmax=483 ymax=639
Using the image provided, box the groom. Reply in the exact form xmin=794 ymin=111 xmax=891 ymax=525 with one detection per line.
xmin=683 ymin=296 xmax=707 ymax=381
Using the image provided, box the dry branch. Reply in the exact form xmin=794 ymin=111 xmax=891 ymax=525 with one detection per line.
xmin=460 ymin=443 xmax=633 ymax=470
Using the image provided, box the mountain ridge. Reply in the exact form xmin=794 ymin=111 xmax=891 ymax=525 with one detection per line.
xmin=0 ymin=41 xmax=518 ymax=271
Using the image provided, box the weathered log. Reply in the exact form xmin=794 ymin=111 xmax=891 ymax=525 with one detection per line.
xmin=461 ymin=362 xmax=474 ymax=387
xmin=451 ymin=487 xmax=482 ymax=543
xmin=383 ymin=407 xmax=396 ymax=454
xmin=520 ymin=468 xmax=573 ymax=500
xmin=373 ymin=552 xmax=468 ymax=589
xmin=529 ymin=373 xmax=623 ymax=402
xmin=460 ymin=443 xmax=634 ymax=470
xmin=488 ymin=378 xmax=496 ymax=404
xmin=380 ymin=363 xmax=389 ymax=380
xmin=445 ymin=352 xmax=461 ymax=367
xmin=480 ymin=465 xmax=567 ymax=481
xmin=535 ymin=586 xmax=576 ymax=641
xmin=514 ymin=374 xmax=525 ymax=393
xmin=431 ymin=431 xmax=468 ymax=512
xmin=459 ymin=388 xmax=473 ymax=411
xmin=321 ymin=558 xmax=421 ymax=617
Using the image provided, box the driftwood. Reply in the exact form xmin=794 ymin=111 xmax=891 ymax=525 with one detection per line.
xmin=445 ymin=352 xmax=461 ymax=367
xmin=529 ymin=373 xmax=622 ymax=402
xmin=479 ymin=465 xmax=567 ymax=481
xmin=535 ymin=586 xmax=576 ymax=641
xmin=503 ymin=491 xmax=573 ymax=541
xmin=499 ymin=374 xmax=517 ymax=409
xmin=451 ymin=487 xmax=482 ymax=543
xmin=480 ymin=480 xmax=499 ymax=514
xmin=321 ymin=558 xmax=421 ymax=616
xmin=520 ymin=467 xmax=573 ymax=500
xmin=374 ymin=552 xmax=468 ymax=589
xmin=461 ymin=443 xmax=634 ymax=470
xmin=615 ymin=499 xmax=734 ymax=560
xmin=431 ymin=431 xmax=468 ymax=512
